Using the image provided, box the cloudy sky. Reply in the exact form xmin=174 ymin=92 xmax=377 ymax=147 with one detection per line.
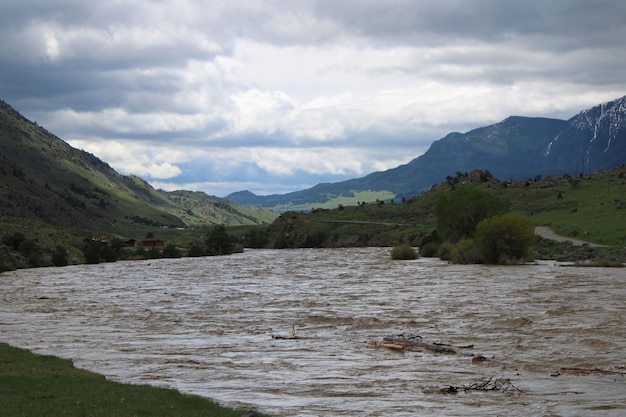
xmin=1 ymin=1 xmax=626 ymax=197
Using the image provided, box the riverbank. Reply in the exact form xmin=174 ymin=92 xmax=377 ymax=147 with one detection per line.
xmin=0 ymin=343 xmax=268 ymax=417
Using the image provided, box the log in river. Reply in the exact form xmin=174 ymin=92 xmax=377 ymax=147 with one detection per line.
xmin=376 ymin=335 xmax=458 ymax=354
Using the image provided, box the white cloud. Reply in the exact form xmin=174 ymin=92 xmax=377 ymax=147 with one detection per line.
xmin=2 ymin=0 xmax=626 ymax=196
xmin=228 ymin=89 xmax=296 ymax=136
xmin=68 ymin=138 xmax=187 ymax=179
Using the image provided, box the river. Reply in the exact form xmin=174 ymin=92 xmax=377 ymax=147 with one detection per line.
xmin=0 ymin=248 xmax=624 ymax=416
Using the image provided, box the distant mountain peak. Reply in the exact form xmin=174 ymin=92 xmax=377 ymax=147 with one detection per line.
xmin=570 ymin=95 xmax=626 ymax=144
xmin=545 ymin=95 xmax=626 ymax=169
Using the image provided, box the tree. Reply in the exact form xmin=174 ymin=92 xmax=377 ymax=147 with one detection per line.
xmin=109 ymin=237 xmax=126 ymax=260
xmin=100 ymin=245 xmax=118 ymax=262
xmin=146 ymin=246 xmax=161 ymax=259
xmin=244 ymin=228 xmax=269 ymax=248
xmin=475 ymin=214 xmax=535 ymax=264
xmin=162 ymin=244 xmax=182 ymax=258
xmin=82 ymin=238 xmax=102 ymax=264
xmin=2 ymin=232 xmax=25 ymax=250
xmin=52 ymin=245 xmax=68 ymax=267
xmin=206 ymin=225 xmax=237 ymax=255
xmin=188 ymin=245 xmax=206 ymax=257
xmin=436 ymin=186 xmax=509 ymax=242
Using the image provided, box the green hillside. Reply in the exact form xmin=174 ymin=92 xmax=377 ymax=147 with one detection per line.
xmin=0 ymin=99 xmax=278 ymax=270
xmin=259 ymin=168 xmax=626 ymax=253
xmin=0 ymin=100 xmax=276 ymax=234
xmin=161 ymin=190 xmax=277 ymax=226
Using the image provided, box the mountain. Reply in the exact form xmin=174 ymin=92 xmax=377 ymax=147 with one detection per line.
xmin=545 ymin=96 xmax=626 ymax=172
xmin=227 ymin=95 xmax=626 ymax=211
xmin=0 ymin=100 xmax=276 ymax=235
xmin=346 ymin=116 xmax=568 ymax=195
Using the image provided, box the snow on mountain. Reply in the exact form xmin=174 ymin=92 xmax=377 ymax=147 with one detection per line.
xmin=545 ymin=95 xmax=626 ymax=172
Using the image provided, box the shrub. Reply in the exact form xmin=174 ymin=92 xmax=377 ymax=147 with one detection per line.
xmin=187 ymin=245 xmax=206 ymax=257
xmin=391 ymin=243 xmax=418 ymax=260
xmin=146 ymin=247 xmax=161 ymax=259
xmin=450 ymin=238 xmax=482 ymax=264
xmin=419 ymin=241 xmax=440 ymax=257
xmin=161 ymin=244 xmax=182 ymax=258
xmin=0 ymin=245 xmax=16 ymax=272
xmin=51 ymin=245 xmax=68 ymax=267
xmin=437 ymin=241 xmax=455 ymax=261
xmin=475 ymin=214 xmax=535 ymax=264
xmin=303 ymin=231 xmax=327 ymax=248
xmin=2 ymin=232 xmax=26 ymax=250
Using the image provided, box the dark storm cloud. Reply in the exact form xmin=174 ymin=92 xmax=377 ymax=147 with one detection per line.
xmin=0 ymin=1 xmax=625 ymax=195
xmin=312 ymin=1 xmax=626 ymax=48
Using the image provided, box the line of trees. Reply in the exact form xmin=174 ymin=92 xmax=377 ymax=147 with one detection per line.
xmin=0 ymin=224 xmax=245 ymax=272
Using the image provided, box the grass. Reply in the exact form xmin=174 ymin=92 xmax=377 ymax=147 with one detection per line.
xmin=0 ymin=343 xmax=269 ymax=417
xmin=265 ymin=203 xmax=432 ymax=248
xmin=573 ymin=257 xmax=625 ymax=267
xmin=270 ymin=190 xmax=396 ymax=212
xmin=507 ymin=170 xmax=626 ymax=246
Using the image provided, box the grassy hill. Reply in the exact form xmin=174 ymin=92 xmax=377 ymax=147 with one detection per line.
xmin=0 ymin=100 xmax=277 ymax=235
xmin=259 ymin=168 xmax=626 ymax=254
xmin=161 ymin=190 xmax=277 ymax=226
xmin=0 ymin=99 xmax=278 ymax=270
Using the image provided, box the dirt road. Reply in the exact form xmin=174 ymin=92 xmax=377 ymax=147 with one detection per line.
xmin=534 ymin=226 xmax=607 ymax=247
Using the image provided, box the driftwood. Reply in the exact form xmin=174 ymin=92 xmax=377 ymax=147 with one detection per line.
xmin=432 ymin=376 xmax=522 ymax=395
xmin=374 ymin=334 xmax=458 ymax=354
xmin=556 ymin=367 xmax=626 ymax=376
xmin=462 ymin=376 xmax=521 ymax=393
xmin=454 ymin=376 xmax=522 ymax=394
xmin=271 ymin=324 xmax=300 ymax=340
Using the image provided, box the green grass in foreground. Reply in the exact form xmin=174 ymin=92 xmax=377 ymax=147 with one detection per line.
xmin=0 ymin=343 xmax=269 ymax=417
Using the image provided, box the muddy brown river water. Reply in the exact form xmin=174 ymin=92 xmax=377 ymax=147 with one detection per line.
xmin=1 ymin=248 xmax=625 ymax=416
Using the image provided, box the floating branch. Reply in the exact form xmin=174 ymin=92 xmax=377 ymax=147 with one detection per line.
xmin=271 ymin=324 xmax=299 ymax=340
xmin=557 ymin=367 xmax=626 ymax=376
xmin=462 ymin=376 xmax=522 ymax=393
xmin=374 ymin=334 xmax=457 ymax=354
xmin=434 ymin=376 xmax=522 ymax=395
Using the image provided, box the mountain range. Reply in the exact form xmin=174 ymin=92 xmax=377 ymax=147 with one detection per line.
xmin=2 ymin=94 xmax=626 ymax=231
xmin=227 ymin=95 xmax=626 ymax=211
xmin=0 ymin=100 xmax=276 ymax=236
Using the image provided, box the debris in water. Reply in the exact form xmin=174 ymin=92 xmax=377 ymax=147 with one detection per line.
xmin=271 ymin=324 xmax=299 ymax=340
xmin=557 ymin=367 xmax=626 ymax=376
xmin=427 ymin=376 xmax=522 ymax=395
xmin=373 ymin=334 xmax=457 ymax=354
